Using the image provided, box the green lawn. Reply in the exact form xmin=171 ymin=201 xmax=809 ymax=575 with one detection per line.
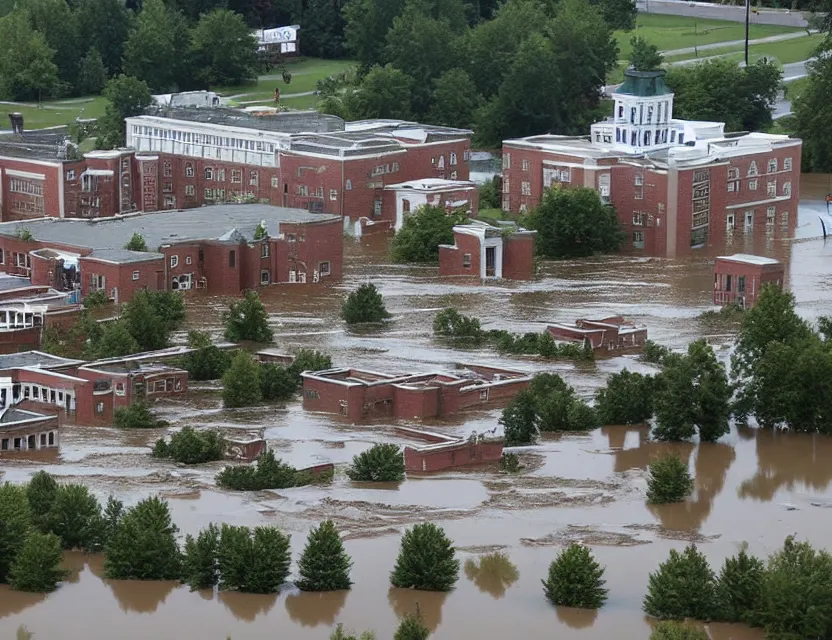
xmin=664 ymin=33 xmax=821 ymax=64
xmin=214 ymin=57 xmax=355 ymax=101
xmin=0 ymin=95 xmax=107 ymax=131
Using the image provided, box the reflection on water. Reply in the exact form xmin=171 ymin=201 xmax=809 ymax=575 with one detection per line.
xmin=387 ymin=588 xmax=447 ymax=632
xmin=0 ymin=589 xmax=45 ymax=620
xmin=285 ymin=590 xmax=348 ymax=627
xmin=108 ymin=579 xmax=178 ymax=614
xmin=463 ymin=553 xmax=520 ymax=599
xmin=218 ymin=590 xmax=278 ymax=622
xmin=556 ymin=606 xmax=598 ymax=629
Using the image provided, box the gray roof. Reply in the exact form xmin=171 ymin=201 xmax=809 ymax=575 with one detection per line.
xmin=86 ymin=249 xmax=165 ymax=264
xmin=1 ymin=407 xmax=51 ymax=424
xmin=0 ymin=128 xmax=71 ymax=162
xmin=146 ymin=107 xmax=346 ymax=134
xmin=0 ymin=350 xmax=84 ymax=371
xmin=0 ymin=275 xmax=32 ymax=291
xmin=0 ymin=204 xmax=341 ymax=252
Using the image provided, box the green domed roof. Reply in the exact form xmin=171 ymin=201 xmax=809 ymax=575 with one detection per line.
xmin=615 ymin=69 xmax=670 ymax=97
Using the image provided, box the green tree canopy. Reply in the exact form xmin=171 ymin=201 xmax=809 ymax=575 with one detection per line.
xmin=190 ymin=9 xmax=258 ymax=86
xmin=795 ymin=48 xmax=832 ymax=172
xmin=0 ymin=483 xmax=32 ymax=584
xmin=182 ymin=523 xmax=220 ymax=591
xmin=25 ymin=0 xmax=80 ymax=87
xmin=153 ymin=426 xmax=225 ymax=464
xmin=715 ymin=548 xmax=764 ymax=624
xmin=595 ymin=369 xmax=655 ymax=425
xmin=346 ymin=443 xmax=405 ymax=482
xmin=649 ymin=622 xmax=709 ymax=640
xmin=222 ymin=350 xmax=263 ymax=408
xmin=322 ymin=64 xmax=415 ymax=121
xmin=542 ymin=543 xmax=607 ymax=608
xmin=8 ymin=532 xmax=66 ymax=592
xmin=499 ymin=390 xmax=539 ymax=446
xmin=526 ymin=186 xmax=623 ymax=259
xmin=94 ymin=319 xmax=141 ymax=359
xmin=97 ymin=74 xmax=152 ymax=149
xmin=393 ymin=612 xmax=430 ymax=640
xmin=646 ymin=453 xmax=694 ymax=504
xmin=0 ymin=10 xmax=59 ymax=101
xmin=113 ymin=400 xmax=161 ymax=428
xmin=122 ymin=0 xmax=183 ymax=92
xmin=216 ymin=450 xmax=301 ymax=491
xmin=296 ymin=520 xmax=353 ymax=591
xmin=391 ymin=522 xmax=460 ymax=591
xmin=341 ymin=283 xmax=391 ymax=324
xmin=218 ymin=524 xmax=291 ymax=593
xmin=48 ymin=484 xmax=104 ymax=550
xmin=428 ymin=68 xmax=482 ymax=129
xmin=629 ymin=35 xmax=663 ymax=71
xmin=343 ymin=0 xmax=407 ymax=70
xmin=74 ymin=0 xmax=129 ymax=75
xmin=391 ymin=205 xmax=466 ymax=263
xmin=26 ymin=471 xmax=58 ymax=534
xmin=124 ymin=233 xmax=148 ymax=252
xmin=643 ymin=544 xmax=718 ymax=621
xmin=224 ymin=290 xmax=274 ymax=343
xmin=299 ymin=0 xmax=347 ymax=58
xmin=76 ymin=47 xmax=108 ymax=95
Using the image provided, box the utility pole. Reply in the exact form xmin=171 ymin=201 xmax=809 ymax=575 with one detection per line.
xmin=745 ymin=0 xmax=751 ymax=67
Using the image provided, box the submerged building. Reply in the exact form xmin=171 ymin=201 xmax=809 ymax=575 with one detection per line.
xmin=501 ymin=69 xmax=802 ymax=257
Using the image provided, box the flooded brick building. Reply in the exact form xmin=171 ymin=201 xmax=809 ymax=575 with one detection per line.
xmin=439 ymin=220 xmax=536 ymax=280
xmin=713 ymin=253 xmax=785 ymax=308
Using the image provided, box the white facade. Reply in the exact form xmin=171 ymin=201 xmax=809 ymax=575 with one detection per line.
xmin=449 ymin=221 xmax=504 ymax=280
xmin=384 ymin=178 xmax=476 ymax=231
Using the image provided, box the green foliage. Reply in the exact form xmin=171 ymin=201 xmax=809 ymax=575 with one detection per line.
xmin=296 ymin=520 xmax=353 ymax=591
xmin=25 ymin=0 xmax=80 ymax=88
xmin=222 ymin=350 xmax=263 ymax=408
xmin=224 ymin=290 xmax=274 ymax=343
xmin=0 ymin=10 xmax=59 ymax=101
xmin=394 ymin=612 xmax=430 ymax=640
xmin=629 ymin=35 xmax=663 ymax=71
xmin=391 ymin=205 xmax=466 ymax=263
xmin=321 ymin=64 xmax=415 ymax=121
xmin=26 ymin=471 xmax=58 ymax=533
xmin=643 ymin=544 xmax=718 ymax=621
xmin=75 ymin=0 xmax=129 ymax=76
xmin=260 ymin=363 xmax=298 ymax=401
xmin=499 ymin=391 xmax=538 ymax=446
xmin=0 ymin=483 xmax=32 ymax=584
xmin=182 ymin=523 xmax=220 ymax=590
xmin=756 ymin=536 xmax=832 ymax=639
xmin=643 ymin=340 xmax=674 ymax=366
xmin=542 ymin=543 xmax=608 ymax=609
xmin=795 ymin=50 xmax=832 ymax=172
xmin=595 ymin=369 xmax=655 ymax=425
xmin=391 ymin=522 xmax=460 ymax=592
xmin=649 ymin=621 xmax=709 ymax=640
xmin=346 ymin=443 xmax=405 ymax=482
xmin=526 ymin=186 xmax=623 ymax=259
xmin=104 ymin=496 xmax=181 ymax=580
xmin=124 ymin=232 xmax=148 ymax=252
xmin=181 ymin=337 xmax=233 ymax=381
xmin=122 ymin=0 xmax=184 ymax=92
xmin=97 ymin=74 xmax=152 ymax=149
xmin=290 ymin=349 xmax=332 ymax=376
xmin=16 ymin=228 xmax=35 ymax=242
xmin=100 ymin=496 xmax=124 ymax=547
xmin=217 ymin=523 xmax=291 ymax=593
xmin=698 ymin=302 xmax=745 ymax=327
xmin=123 ymin=289 xmax=185 ymax=352
xmin=190 ymin=9 xmax=258 ymax=86
xmin=83 ymin=289 xmax=110 ymax=309
xmin=666 ymin=57 xmax=782 ymax=133
xmin=330 ymin=624 xmax=377 ymax=640
xmin=113 ymin=401 xmax=162 ymax=429
xmin=152 ymin=426 xmax=225 ymax=465
xmin=433 ymin=308 xmax=484 ymax=343
xmin=715 ymin=549 xmax=764 ymax=624
xmin=8 ymin=532 xmax=66 ymax=592
xmin=94 ymin=319 xmax=141 ymax=359
xmin=499 ymin=452 xmax=523 ymax=473
xmin=478 ymin=178 xmax=501 ymax=210
xmin=530 ymin=373 xmax=598 ymax=432
xmin=428 ymin=67 xmax=482 ymax=129
xmin=216 ymin=450 xmax=306 ymax=491
xmin=48 ymin=484 xmax=103 ymax=551
xmin=646 ymin=454 xmax=694 ymax=504
xmin=463 ymin=551 xmax=520 ymax=598
xmin=76 ymin=47 xmax=107 ymax=95
xmin=654 ymin=340 xmax=731 ymax=443
xmin=341 ymin=283 xmax=391 ymax=325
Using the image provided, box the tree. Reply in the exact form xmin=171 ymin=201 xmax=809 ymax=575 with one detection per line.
xmin=100 ymin=496 xmax=123 ymax=547
xmin=629 ymin=36 xmax=663 ymax=72
xmin=114 ymin=401 xmax=161 ymax=428
xmin=427 ymin=68 xmax=481 ymax=129
xmin=124 ymin=233 xmax=148 ymax=252
xmin=593 ymin=0 xmax=636 ymax=30
xmin=343 ymin=0 xmax=408 ymax=70
xmin=297 ymin=520 xmax=353 ymax=591
xmin=649 ymin=622 xmax=709 ymax=640
xmin=190 ymin=9 xmax=258 ymax=86
xmin=216 ymin=450 xmax=305 ymax=491
xmin=144 ymin=290 xmax=186 ymax=336
xmin=181 ymin=332 xmax=232 ymax=381
xmin=499 ymin=391 xmax=538 ymax=446
xmin=542 ymin=543 xmax=607 ymax=609
xmin=654 ymin=340 xmax=731 ymax=443
xmin=218 ymin=524 xmax=291 ymax=593
xmin=0 ymin=11 xmax=59 ymax=101
xmin=795 ymin=50 xmax=832 ymax=172
xmin=76 ymin=47 xmax=107 ymax=95
xmin=323 ymin=64 xmax=415 ymax=121
xmin=83 ymin=290 xmax=110 ymax=309
xmin=153 ymin=426 xmax=225 ymax=464
xmin=646 ymin=454 xmax=693 ymax=504
xmin=643 ymin=544 xmax=718 ymax=621
xmin=433 ymin=308 xmax=484 ymax=342
xmin=97 ymin=74 xmax=152 ymax=149
xmin=122 ymin=0 xmax=180 ymax=92
xmin=104 ymin=496 xmax=182 ymax=580
xmin=528 ymin=373 xmax=597 ymax=432
xmin=48 ymin=484 xmax=103 ymax=550
xmin=224 ymin=290 xmax=273 ymax=343
xmin=299 ymin=0 xmax=346 ymax=58
xmin=715 ymin=548 xmax=764 ymax=624
xmin=341 ymin=283 xmax=391 ymax=325
xmin=0 ymin=483 xmax=32 ymax=584
xmin=260 ymin=363 xmax=298 ymax=401
xmin=595 ymin=370 xmax=654 ymax=426
xmin=289 ymin=350 xmax=332 ymax=376
xmin=346 ymin=444 xmax=405 ymax=482
xmin=8 ymin=532 xmax=66 ymax=592
xmin=25 ymin=0 xmax=81 ymax=89
xmin=526 ymin=186 xmax=623 ymax=259
xmin=123 ymin=294 xmax=167 ymax=353
xmin=222 ymin=350 xmax=263 ymax=408
xmin=756 ymin=536 xmax=832 ymax=639
xmin=182 ymin=523 xmax=220 ymax=591
xmin=26 ymin=471 xmax=58 ymax=534
xmin=391 ymin=522 xmax=459 ymax=591
xmin=94 ymin=319 xmax=141 ymax=359
xmin=666 ymin=58 xmax=782 ymax=133
xmin=478 ymin=177 xmax=501 ymax=210
xmin=394 ymin=612 xmax=430 ymax=640
xmin=391 ymin=205 xmax=466 ymax=263
xmin=74 ymin=0 xmax=129 ymax=75
xmin=330 ymin=624 xmax=377 ymax=640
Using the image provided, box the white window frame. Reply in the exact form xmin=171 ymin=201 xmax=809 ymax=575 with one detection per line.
xmin=768 ymin=158 xmax=778 ymax=173
xmin=784 ymin=157 xmax=792 ymax=171
xmin=450 ymin=152 xmax=458 ymax=166
xmin=66 ymin=169 xmax=76 ymax=180
xmin=260 ymin=270 xmax=270 ymax=285
xmin=170 ymin=255 xmax=179 ymax=268
xmin=783 ymin=181 xmax=792 ymax=196
xmin=204 ymin=167 xmax=213 ymax=180
xmin=748 ymin=179 xmax=757 ymax=191
xmin=261 ymin=243 xmax=270 ymax=258
xmin=132 ymin=271 xmax=140 ymax=281
xmin=767 ymin=181 xmax=777 ymax=197
xmin=345 ymin=179 xmax=352 ymax=190
xmin=319 ymin=261 xmax=331 ymax=277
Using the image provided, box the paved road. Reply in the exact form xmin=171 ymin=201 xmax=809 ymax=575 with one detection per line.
xmin=637 ymin=0 xmax=810 ymax=27
xmin=661 ymin=30 xmax=814 ymax=57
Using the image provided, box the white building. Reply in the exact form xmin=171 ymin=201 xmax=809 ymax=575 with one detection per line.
xmin=253 ymin=25 xmax=300 ymax=54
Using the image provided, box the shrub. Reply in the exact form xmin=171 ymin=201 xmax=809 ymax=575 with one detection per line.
xmin=499 ymin=391 xmax=538 ymax=446
xmin=181 ymin=331 xmax=232 ymax=381
xmin=100 ymin=496 xmax=124 ymax=548
xmin=595 ymin=370 xmax=655 ymax=425
xmin=216 ymin=450 xmax=299 ymax=491
xmin=224 ymin=290 xmax=274 ymax=343
xmin=260 ymin=363 xmax=298 ymax=401
xmin=153 ymin=426 xmax=225 ymax=465
xmin=218 ymin=524 xmax=291 ymax=593
xmin=0 ymin=484 xmax=31 ymax=583
xmin=643 ymin=340 xmax=674 ymax=366
xmin=715 ymin=548 xmax=764 ymax=623
xmin=346 ymin=444 xmax=405 ymax=482
xmin=83 ymin=289 xmax=110 ymax=309
xmin=123 ymin=289 xmax=185 ymax=352
xmin=390 ymin=204 xmax=466 ymax=263
xmin=649 ymin=621 xmax=709 ymax=640
xmin=330 ymin=625 xmax=376 ymax=640
xmin=341 ymin=283 xmax=391 ymax=325
xmin=289 ymin=349 xmax=332 ymax=376
xmin=391 ymin=522 xmax=459 ymax=591
xmin=394 ymin=612 xmax=430 ymax=640
xmin=499 ymin=453 xmax=523 ymax=473
xmin=124 ymin=232 xmax=148 ymax=252
xmin=113 ymin=401 xmax=163 ymax=429
xmin=222 ymin=351 xmax=263 ymax=408
xmin=26 ymin=471 xmax=58 ymax=533
xmin=297 ymin=520 xmax=353 ymax=591
xmin=94 ymin=319 xmax=141 ymax=359
xmin=542 ymin=543 xmax=607 ymax=609
xmin=104 ymin=496 xmax=182 ymax=580
xmin=463 ymin=552 xmax=520 ymax=598
xmin=533 ymin=374 xmax=598 ymax=432
xmin=182 ymin=523 xmax=220 ymax=591
xmin=8 ymin=532 xmax=66 ymax=592
xmin=756 ymin=536 xmax=832 ymax=639
xmin=646 ymin=454 xmax=694 ymax=504
xmin=643 ymin=544 xmax=718 ymax=620
xmin=48 ymin=484 xmax=103 ymax=551
xmin=433 ymin=308 xmax=484 ymax=342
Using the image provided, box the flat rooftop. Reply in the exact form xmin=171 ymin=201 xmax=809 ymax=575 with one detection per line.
xmin=141 ymin=108 xmax=345 ymax=134
xmin=0 ymin=350 xmax=84 ymax=371
xmin=1 ymin=407 xmax=54 ymax=424
xmin=0 ymin=204 xmax=341 ymax=253
xmin=0 ymin=127 xmax=71 ymax=162
xmin=717 ymin=254 xmax=782 ymax=266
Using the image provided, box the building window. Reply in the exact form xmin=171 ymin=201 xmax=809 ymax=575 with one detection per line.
xmin=784 ymin=157 xmax=793 ymax=171
xmin=0 ymin=249 xmax=4 ymax=264
xmin=185 ymin=185 xmax=195 ymax=197
xmin=519 ymin=204 xmax=528 ymax=213
xmin=633 ymin=212 xmax=644 ymax=226
xmin=66 ymin=169 xmax=76 ymax=180
xmin=249 ymin=170 xmax=258 ymax=186
xmin=502 ymin=196 xmax=510 ymax=210
xmin=315 ymin=186 xmax=324 ymax=198
xmin=170 ymin=255 xmax=179 ymax=268
xmin=304 ymin=389 xmax=320 ymax=399
xmin=229 ymin=250 xmax=236 ymax=268
xmin=768 ymin=158 xmax=778 ymax=173
xmin=502 ymin=153 xmax=510 ymax=169
xmin=728 ymin=167 xmax=739 ymax=181
xmin=767 ymin=181 xmax=777 ymax=197
xmin=175 ymin=378 xmax=182 ymax=391
xmin=231 ymin=169 xmax=242 ymax=183
xmin=329 ymin=189 xmax=338 ymax=201
xmin=319 ymin=261 xmax=331 ymax=276
xmin=163 ymin=180 xmax=173 ymax=193
xmin=748 ymin=161 xmax=758 ymax=177
xmin=132 ymin=270 xmax=140 ymax=281
xmin=781 ymin=211 xmax=789 ymax=227
xmin=633 ymin=231 xmax=645 ymax=249
xmin=503 ymin=178 xmax=510 ymax=194
xmin=744 ymin=210 xmax=754 ymax=232
xmin=728 ymin=181 xmax=739 ymax=193
xmin=260 ymin=270 xmax=270 ymax=285
xmin=204 ymin=167 xmax=213 ymax=180
xmin=521 ymin=181 xmax=531 ymax=196
xmin=767 ymin=206 xmax=776 ymax=228
xmin=726 ymin=214 xmax=735 ymax=231
xmin=95 ymin=402 xmax=104 ymax=415
xmin=163 ymin=162 xmax=172 ymax=177
xmin=185 ymin=256 xmax=192 ymax=265
xmin=163 ymin=195 xmax=175 ymax=208
xmin=748 ymin=179 xmax=757 ymax=191
xmin=296 ymin=185 xmax=308 ymax=196
xmin=783 ymin=181 xmax=792 ymax=196
xmin=462 ymin=253 xmax=472 ymax=267
xmin=450 ymin=152 xmax=458 ymax=166
xmin=271 ymin=176 xmax=279 ymax=188
xmin=522 ymin=159 xmax=530 ymax=172
xmin=287 ymin=233 xmax=296 ymax=242
xmin=450 ymin=171 xmax=457 ymax=180
xmin=115 ymin=382 xmax=125 ymax=396
xmin=185 ymin=163 xmax=194 ymax=177
xmin=261 ymin=243 xmax=269 ymax=258
xmin=345 ymin=179 xmax=352 ymax=190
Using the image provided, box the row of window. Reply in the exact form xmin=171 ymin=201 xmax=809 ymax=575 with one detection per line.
xmin=728 ymin=157 xmax=792 ymax=180
xmin=295 ymin=185 xmax=339 ymax=200
xmin=131 ymin=125 xmax=277 ymax=153
xmin=616 ymin=101 xmax=672 ymax=126
xmin=727 ymin=179 xmax=791 ymax=197
xmin=1 ymin=431 xmax=56 ymax=451
xmin=9 ymin=178 xmax=43 ymax=196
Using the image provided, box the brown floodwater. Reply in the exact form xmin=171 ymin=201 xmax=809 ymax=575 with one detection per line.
xmin=3 ymin=179 xmax=832 ymax=639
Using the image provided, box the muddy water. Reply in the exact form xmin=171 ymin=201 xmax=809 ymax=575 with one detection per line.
xmin=4 ymin=184 xmax=832 ymax=639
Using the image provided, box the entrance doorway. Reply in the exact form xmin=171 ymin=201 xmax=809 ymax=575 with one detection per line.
xmin=485 ymin=247 xmax=496 ymax=277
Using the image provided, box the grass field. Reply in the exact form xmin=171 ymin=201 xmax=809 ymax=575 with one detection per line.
xmin=0 ymin=96 xmax=107 ymax=131
xmin=664 ymin=33 xmax=822 ymax=64
xmin=214 ymin=58 xmax=355 ymax=102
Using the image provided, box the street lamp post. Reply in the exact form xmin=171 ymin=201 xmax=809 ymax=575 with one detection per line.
xmin=745 ymin=0 xmax=751 ymax=67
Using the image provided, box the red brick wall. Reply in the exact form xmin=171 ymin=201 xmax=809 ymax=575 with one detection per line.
xmin=0 ymin=329 xmax=40 ymax=353
xmin=393 ymin=386 xmax=439 ymax=419
xmin=502 ymin=235 xmax=535 ymax=280
xmin=439 ymin=377 xmax=530 ymax=415
xmin=79 ymin=257 xmax=163 ymax=301
xmin=439 ymin=232 xmax=480 ymax=277
xmin=30 ymin=253 xmax=57 ymax=286
xmin=404 ymin=440 xmax=503 ymax=472
xmin=302 ymin=376 xmax=361 ymax=419
xmin=0 ymin=157 xmax=61 ymax=221
xmin=713 ymin=259 xmax=785 ymax=307
xmin=275 ymin=218 xmax=343 ymax=284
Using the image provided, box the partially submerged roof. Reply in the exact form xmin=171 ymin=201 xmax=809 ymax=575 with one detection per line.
xmin=717 ymin=253 xmax=782 ymax=266
xmin=0 ymin=407 xmax=55 ymax=424
xmin=0 ymin=351 xmax=84 ymax=371
xmin=85 ymin=249 xmax=165 ymax=264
